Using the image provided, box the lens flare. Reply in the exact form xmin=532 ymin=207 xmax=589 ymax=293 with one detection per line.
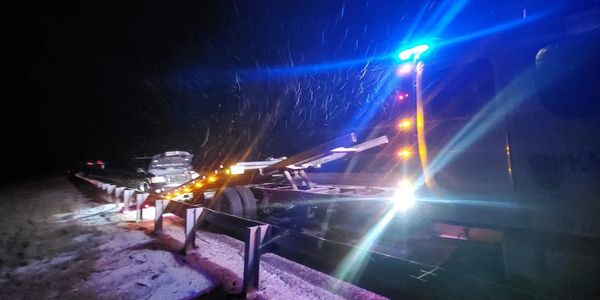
xmin=397 ymin=44 xmax=430 ymax=61
xmin=397 ymin=148 xmax=412 ymax=159
xmin=392 ymin=180 xmax=416 ymax=212
xmin=333 ymin=205 xmax=399 ymax=285
xmin=398 ymin=118 xmax=413 ymax=130
xmin=396 ymin=63 xmax=414 ymax=76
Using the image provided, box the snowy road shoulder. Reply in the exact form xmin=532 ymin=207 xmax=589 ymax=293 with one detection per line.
xmin=0 ymin=178 xmax=218 ymax=299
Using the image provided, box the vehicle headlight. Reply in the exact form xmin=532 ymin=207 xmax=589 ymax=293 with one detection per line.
xmin=150 ymin=176 xmax=166 ymax=183
xmin=391 ymin=180 xmax=416 ymax=212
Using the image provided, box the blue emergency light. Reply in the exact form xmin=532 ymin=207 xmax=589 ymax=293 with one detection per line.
xmin=397 ymin=44 xmax=431 ymax=61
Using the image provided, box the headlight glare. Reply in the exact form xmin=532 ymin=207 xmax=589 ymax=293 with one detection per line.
xmin=391 ymin=180 xmax=416 ymax=212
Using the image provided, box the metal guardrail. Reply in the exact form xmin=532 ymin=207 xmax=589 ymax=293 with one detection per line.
xmin=75 ymin=173 xmax=535 ymax=300
xmin=77 ymin=173 xmax=271 ymax=299
xmin=155 ymin=199 xmax=271 ymax=298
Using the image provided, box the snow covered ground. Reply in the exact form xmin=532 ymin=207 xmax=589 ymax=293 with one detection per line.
xmin=0 ymin=176 xmax=386 ymax=299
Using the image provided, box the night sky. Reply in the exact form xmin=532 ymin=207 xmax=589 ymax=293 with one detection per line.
xmin=4 ymin=0 xmax=551 ymax=181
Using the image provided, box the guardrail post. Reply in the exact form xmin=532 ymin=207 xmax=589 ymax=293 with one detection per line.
xmin=107 ymin=184 xmax=116 ymax=195
xmin=154 ymin=200 xmax=169 ymax=234
xmin=243 ymin=224 xmax=270 ymax=299
xmin=136 ymin=193 xmax=149 ymax=222
xmin=123 ymin=189 xmax=135 ymax=211
xmin=183 ymin=207 xmax=204 ymax=255
xmin=114 ymin=187 xmax=125 ymax=208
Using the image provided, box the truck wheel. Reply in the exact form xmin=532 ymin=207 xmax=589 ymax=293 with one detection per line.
xmin=259 ymin=192 xmax=273 ymax=215
xmin=234 ymin=187 xmax=257 ymax=219
xmin=190 ymin=191 xmax=206 ymax=205
xmin=214 ymin=187 xmax=243 ymax=217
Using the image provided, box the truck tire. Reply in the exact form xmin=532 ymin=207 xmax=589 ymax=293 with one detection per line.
xmin=234 ymin=186 xmax=257 ymax=219
xmin=214 ymin=187 xmax=244 ymax=217
xmin=190 ymin=191 xmax=206 ymax=206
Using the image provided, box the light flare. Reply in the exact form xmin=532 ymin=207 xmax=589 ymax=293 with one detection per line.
xmin=415 ymin=69 xmax=538 ymax=189
xmin=392 ymin=180 xmax=416 ymax=212
xmin=396 ymin=63 xmax=414 ymax=76
xmin=398 ymin=118 xmax=413 ymax=130
xmin=333 ymin=205 xmax=399 ymax=285
xmin=397 ymin=148 xmax=412 ymax=159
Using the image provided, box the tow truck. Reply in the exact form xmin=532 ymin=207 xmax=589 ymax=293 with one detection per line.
xmin=156 ymin=3 xmax=600 ymax=297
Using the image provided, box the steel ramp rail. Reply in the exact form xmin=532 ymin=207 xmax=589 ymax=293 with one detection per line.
xmin=261 ymin=133 xmax=389 ymax=174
